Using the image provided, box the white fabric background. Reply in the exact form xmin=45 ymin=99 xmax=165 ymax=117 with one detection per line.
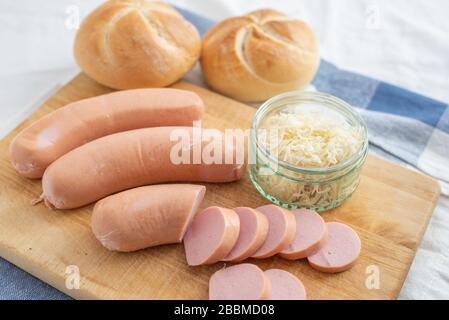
xmin=1 ymin=0 xmax=448 ymax=299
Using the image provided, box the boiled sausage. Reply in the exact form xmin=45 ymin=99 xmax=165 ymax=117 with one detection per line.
xmin=10 ymin=88 xmax=204 ymax=178
xmin=307 ymin=222 xmax=361 ymax=273
xmin=91 ymin=184 xmax=205 ymax=252
xmin=264 ymin=269 xmax=307 ymax=300
xmin=251 ymin=205 xmax=296 ymax=259
xmin=42 ymin=127 xmax=244 ymax=209
xmin=279 ymin=209 xmax=327 ymax=260
xmin=184 ymin=206 xmax=240 ymax=266
xmin=209 ymin=264 xmax=271 ymax=300
xmin=223 ymin=207 xmax=268 ymax=262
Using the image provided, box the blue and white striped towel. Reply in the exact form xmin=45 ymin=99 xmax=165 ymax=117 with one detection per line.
xmin=1 ymin=7 xmax=447 ymax=300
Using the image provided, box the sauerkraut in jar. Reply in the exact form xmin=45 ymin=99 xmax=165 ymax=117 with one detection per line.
xmin=249 ymin=91 xmax=368 ymax=212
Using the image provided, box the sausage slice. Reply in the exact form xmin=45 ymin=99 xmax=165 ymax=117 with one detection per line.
xmin=223 ymin=207 xmax=269 ymax=262
xmin=209 ymin=264 xmax=271 ymax=300
xmin=251 ymin=205 xmax=296 ymax=259
xmin=184 ymin=206 xmax=240 ymax=266
xmin=91 ymin=184 xmax=205 ymax=252
xmin=264 ymin=269 xmax=307 ymax=300
xmin=307 ymin=222 xmax=361 ymax=273
xmin=279 ymin=209 xmax=327 ymax=260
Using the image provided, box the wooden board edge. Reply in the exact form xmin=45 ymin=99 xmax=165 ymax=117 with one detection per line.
xmin=0 ymin=243 xmax=95 ymax=300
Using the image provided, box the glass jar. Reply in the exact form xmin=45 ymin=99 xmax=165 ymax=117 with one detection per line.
xmin=248 ymin=91 xmax=368 ymax=212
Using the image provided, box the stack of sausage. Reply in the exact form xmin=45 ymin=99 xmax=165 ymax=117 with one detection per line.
xmin=8 ymin=87 xmax=245 ymax=250
xmin=9 ymin=89 xmax=243 ymax=208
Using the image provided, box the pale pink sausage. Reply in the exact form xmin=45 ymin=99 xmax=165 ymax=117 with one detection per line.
xmin=251 ymin=205 xmax=296 ymax=259
xmin=223 ymin=207 xmax=269 ymax=262
xmin=308 ymin=222 xmax=361 ymax=273
xmin=91 ymin=184 xmax=205 ymax=252
xmin=184 ymin=206 xmax=240 ymax=266
xmin=41 ymin=127 xmax=244 ymax=209
xmin=9 ymin=88 xmax=204 ymax=178
xmin=209 ymin=264 xmax=271 ymax=300
xmin=264 ymin=269 xmax=307 ymax=300
xmin=279 ymin=209 xmax=327 ymax=260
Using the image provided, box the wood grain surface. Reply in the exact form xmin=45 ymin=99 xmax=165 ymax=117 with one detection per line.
xmin=0 ymin=73 xmax=440 ymax=299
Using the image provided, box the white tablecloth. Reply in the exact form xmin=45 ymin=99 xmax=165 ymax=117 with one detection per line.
xmin=1 ymin=0 xmax=448 ymax=299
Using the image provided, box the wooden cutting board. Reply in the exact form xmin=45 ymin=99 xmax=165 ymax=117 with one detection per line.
xmin=0 ymin=73 xmax=440 ymax=300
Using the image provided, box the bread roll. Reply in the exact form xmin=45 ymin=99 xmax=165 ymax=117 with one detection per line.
xmin=74 ymin=0 xmax=201 ymax=89
xmin=201 ymin=9 xmax=320 ymax=102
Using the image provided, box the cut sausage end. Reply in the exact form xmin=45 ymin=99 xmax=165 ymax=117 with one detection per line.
xmin=307 ymin=222 xmax=361 ymax=273
xmin=91 ymin=184 xmax=206 ymax=252
xmin=179 ymin=186 xmax=206 ymax=241
xmin=251 ymin=205 xmax=296 ymax=259
xmin=264 ymin=269 xmax=307 ymax=300
xmin=184 ymin=206 xmax=240 ymax=266
xmin=209 ymin=263 xmax=271 ymax=300
xmin=279 ymin=209 xmax=327 ymax=260
xmin=223 ymin=207 xmax=269 ymax=262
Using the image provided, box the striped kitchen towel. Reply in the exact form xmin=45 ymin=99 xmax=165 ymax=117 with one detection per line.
xmin=178 ymin=7 xmax=449 ymax=194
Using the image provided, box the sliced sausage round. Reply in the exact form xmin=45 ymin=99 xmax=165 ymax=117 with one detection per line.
xmin=223 ymin=207 xmax=269 ymax=262
xmin=184 ymin=206 xmax=240 ymax=266
xmin=251 ymin=205 xmax=296 ymax=259
xmin=307 ymin=222 xmax=361 ymax=273
xmin=209 ymin=263 xmax=271 ymax=300
xmin=279 ymin=209 xmax=327 ymax=260
xmin=264 ymin=269 xmax=307 ymax=300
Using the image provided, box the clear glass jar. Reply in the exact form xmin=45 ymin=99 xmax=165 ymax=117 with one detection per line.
xmin=248 ymin=91 xmax=368 ymax=212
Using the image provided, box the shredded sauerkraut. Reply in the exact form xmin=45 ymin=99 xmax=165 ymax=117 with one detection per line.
xmin=250 ymin=107 xmax=366 ymax=211
xmin=260 ymin=110 xmax=363 ymax=168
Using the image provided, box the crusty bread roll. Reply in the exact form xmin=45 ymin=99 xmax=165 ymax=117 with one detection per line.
xmin=74 ymin=0 xmax=201 ymax=89
xmin=201 ymin=9 xmax=320 ymax=102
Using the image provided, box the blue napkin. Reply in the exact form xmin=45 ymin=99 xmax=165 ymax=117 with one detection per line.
xmin=1 ymin=6 xmax=447 ymax=300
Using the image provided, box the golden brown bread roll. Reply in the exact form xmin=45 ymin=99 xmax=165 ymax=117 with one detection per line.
xmin=201 ymin=9 xmax=320 ymax=102
xmin=74 ymin=0 xmax=201 ymax=89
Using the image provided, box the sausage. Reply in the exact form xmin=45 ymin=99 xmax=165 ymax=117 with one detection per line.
xmin=264 ymin=269 xmax=307 ymax=300
xmin=184 ymin=206 xmax=240 ymax=266
xmin=279 ymin=209 xmax=327 ymax=260
xmin=223 ymin=207 xmax=269 ymax=262
xmin=307 ymin=222 xmax=361 ymax=273
xmin=9 ymin=88 xmax=204 ymax=178
xmin=251 ymin=205 xmax=296 ymax=259
xmin=209 ymin=264 xmax=271 ymax=300
xmin=41 ymin=127 xmax=244 ymax=209
xmin=91 ymin=184 xmax=206 ymax=252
